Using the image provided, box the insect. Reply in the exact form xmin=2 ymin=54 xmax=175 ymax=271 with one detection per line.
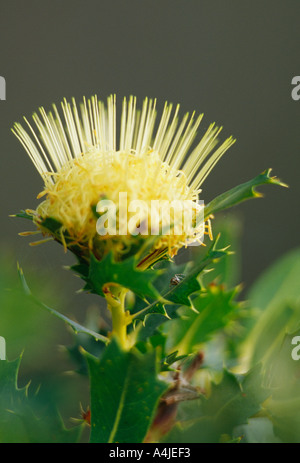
xmin=170 ymin=274 xmax=185 ymax=286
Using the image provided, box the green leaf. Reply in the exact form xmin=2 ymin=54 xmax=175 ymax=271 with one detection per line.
xmin=13 ymin=210 xmax=63 ymax=234
xmin=202 ymin=215 xmax=242 ymax=288
xmin=17 ymin=264 xmax=108 ymax=344
xmin=85 ymin=339 xmax=168 ymax=443
xmin=134 ymin=236 xmax=230 ymax=342
xmin=39 ymin=216 xmax=63 ymax=233
xmin=204 ymin=169 xmax=287 ymax=221
xmin=164 ymin=284 xmax=241 ymax=355
xmin=70 ymin=261 xmax=90 ymax=279
xmin=163 ymin=366 xmax=269 ymax=443
xmin=161 ymin=351 xmax=188 ymax=371
xmin=134 ymin=301 xmax=169 ymax=321
xmin=0 ymin=356 xmax=82 ymax=443
xmin=87 ymin=252 xmax=161 ymax=300
xmin=164 ymin=237 xmax=230 ymax=306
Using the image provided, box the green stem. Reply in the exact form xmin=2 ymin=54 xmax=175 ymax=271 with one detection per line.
xmin=105 ymin=286 xmax=129 ymax=350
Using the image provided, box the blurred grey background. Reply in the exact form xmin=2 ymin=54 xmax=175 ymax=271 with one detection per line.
xmin=0 ymin=0 xmax=299 ymax=303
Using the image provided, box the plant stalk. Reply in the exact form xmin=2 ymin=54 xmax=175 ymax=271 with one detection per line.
xmin=105 ymin=285 xmax=129 ymax=349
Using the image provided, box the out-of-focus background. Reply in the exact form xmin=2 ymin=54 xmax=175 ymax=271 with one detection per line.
xmin=0 ymin=0 xmax=299 ymax=433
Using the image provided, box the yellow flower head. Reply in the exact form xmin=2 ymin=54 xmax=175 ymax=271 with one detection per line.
xmin=13 ymin=95 xmax=235 ymax=264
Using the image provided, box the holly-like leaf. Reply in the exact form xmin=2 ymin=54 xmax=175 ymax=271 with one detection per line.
xmin=134 ymin=301 xmax=168 ymax=321
xmin=202 ymin=366 xmax=269 ymax=438
xmin=164 ymin=284 xmax=241 ymax=355
xmin=85 ymin=339 xmax=168 ymax=443
xmin=163 ymin=237 xmax=230 ymax=306
xmin=70 ymin=261 xmax=90 ymax=279
xmin=202 ymin=214 xmax=242 ymax=289
xmin=87 ymin=252 xmax=161 ymax=300
xmin=204 ymin=169 xmax=287 ymax=221
xmin=161 ymin=351 xmax=188 ymax=371
xmin=134 ymin=237 xmax=230 ymax=342
xmin=0 ymin=356 xmax=82 ymax=443
xmin=163 ymin=365 xmax=269 ymax=443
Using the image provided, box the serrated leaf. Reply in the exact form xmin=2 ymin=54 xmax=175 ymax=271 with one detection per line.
xmin=134 ymin=301 xmax=168 ymax=321
xmin=0 ymin=356 xmax=81 ymax=443
xmin=85 ymin=339 xmax=168 ymax=443
xmin=161 ymin=351 xmax=188 ymax=371
xmin=70 ymin=262 xmax=90 ymax=279
xmin=163 ymin=237 xmax=229 ymax=306
xmin=127 ymin=260 xmax=186 ymax=320
xmin=88 ymin=251 xmax=161 ymax=300
xmin=163 ymin=366 xmax=269 ymax=443
xmin=203 ymin=366 xmax=268 ymax=437
xmin=204 ymin=169 xmax=287 ymax=221
xmin=133 ymin=237 xmax=227 ymax=328
xmin=17 ymin=265 xmax=108 ymax=344
xmin=134 ymin=237 xmax=230 ymax=342
xmin=164 ymin=284 xmax=241 ymax=355
xmin=202 ymin=215 xmax=242 ymax=288
xmin=135 ymin=305 xmax=179 ymax=344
